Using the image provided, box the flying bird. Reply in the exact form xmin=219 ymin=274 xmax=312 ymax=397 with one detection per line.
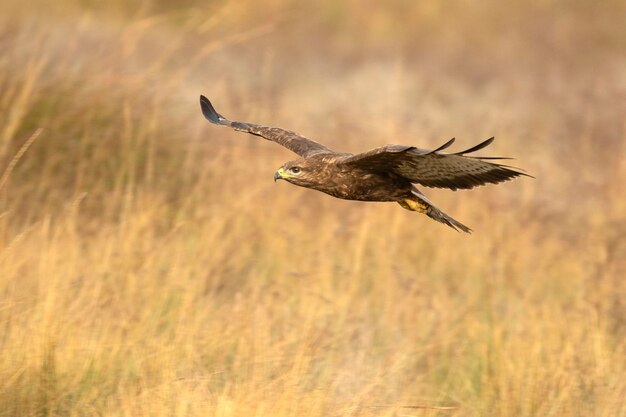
xmin=200 ymin=95 xmax=530 ymax=233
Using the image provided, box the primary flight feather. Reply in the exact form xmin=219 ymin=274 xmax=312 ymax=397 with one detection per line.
xmin=200 ymin=95 xmax=531 ymax=233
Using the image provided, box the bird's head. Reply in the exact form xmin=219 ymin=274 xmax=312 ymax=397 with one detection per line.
xmin=274 ymin=159 xmax=319 ymax=187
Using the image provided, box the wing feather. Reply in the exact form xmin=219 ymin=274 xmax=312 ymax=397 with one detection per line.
xmin=453 ymin=136 xmax=494 ymax=155
xmin=427 ymin=137 xmax=456 ymax=154
xmin=341 ymin=138 xmax=531 ymax=191
xmin=200 ymin=96 xmax=331 ymax=158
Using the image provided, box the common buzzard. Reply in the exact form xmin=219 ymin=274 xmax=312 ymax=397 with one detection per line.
xmin=200 ymin=95 xmax=530 ymax=233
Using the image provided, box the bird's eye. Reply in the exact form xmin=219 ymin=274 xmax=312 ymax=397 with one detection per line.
xmin=290 ymin=167 xmax=301 ymax=174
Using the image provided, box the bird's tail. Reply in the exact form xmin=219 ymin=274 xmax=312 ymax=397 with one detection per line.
xmin=398 ymin=191 xmax=472 ymax=233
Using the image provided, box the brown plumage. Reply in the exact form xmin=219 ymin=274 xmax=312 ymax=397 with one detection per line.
xmin=200 ymin=95 xmax=531 ymax=233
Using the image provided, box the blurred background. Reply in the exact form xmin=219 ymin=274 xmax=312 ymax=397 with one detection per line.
xmin=1 ymin=1 xmax=624 ymax=416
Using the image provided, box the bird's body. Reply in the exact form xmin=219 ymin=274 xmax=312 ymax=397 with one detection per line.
xmin=278 ymin=153 xmax=413 ymax=202
xmin=200 ymin=95 xmax=530 ymax=233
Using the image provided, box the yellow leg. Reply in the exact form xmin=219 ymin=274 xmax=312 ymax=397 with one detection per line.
xmin=398 ymin=198 xmax=428 ymax=213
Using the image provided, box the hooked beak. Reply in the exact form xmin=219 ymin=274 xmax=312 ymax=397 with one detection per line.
xmin=274 ymin=168 xmax=285 ymax=182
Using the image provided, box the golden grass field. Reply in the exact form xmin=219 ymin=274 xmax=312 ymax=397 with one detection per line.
xmin=1 ymin=1 xmax=625 ymax=416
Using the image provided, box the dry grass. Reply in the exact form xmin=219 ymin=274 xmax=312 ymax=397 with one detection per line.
xmin=1 ymin=1 xmax=625 ymax=416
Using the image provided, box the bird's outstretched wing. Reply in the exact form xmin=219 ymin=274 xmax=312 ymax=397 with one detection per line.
xmin=200 ymin=95 xmax=332 ymax=158
xmin=340 ymin=137 xmax=531 ymax=191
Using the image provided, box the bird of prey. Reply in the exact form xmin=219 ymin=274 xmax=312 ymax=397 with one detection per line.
xmin=200 ymin=95 xmax=530 ymax=233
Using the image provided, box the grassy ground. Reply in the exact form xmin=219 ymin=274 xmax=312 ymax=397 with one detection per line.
xmin=1 ymin=1 xmax=625 ymax=416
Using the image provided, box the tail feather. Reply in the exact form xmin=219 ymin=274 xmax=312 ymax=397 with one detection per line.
xmin=398 ymin=191 xmax=472 ymax=233
xmin=425 ymin=204 xmax=472 ymax=233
